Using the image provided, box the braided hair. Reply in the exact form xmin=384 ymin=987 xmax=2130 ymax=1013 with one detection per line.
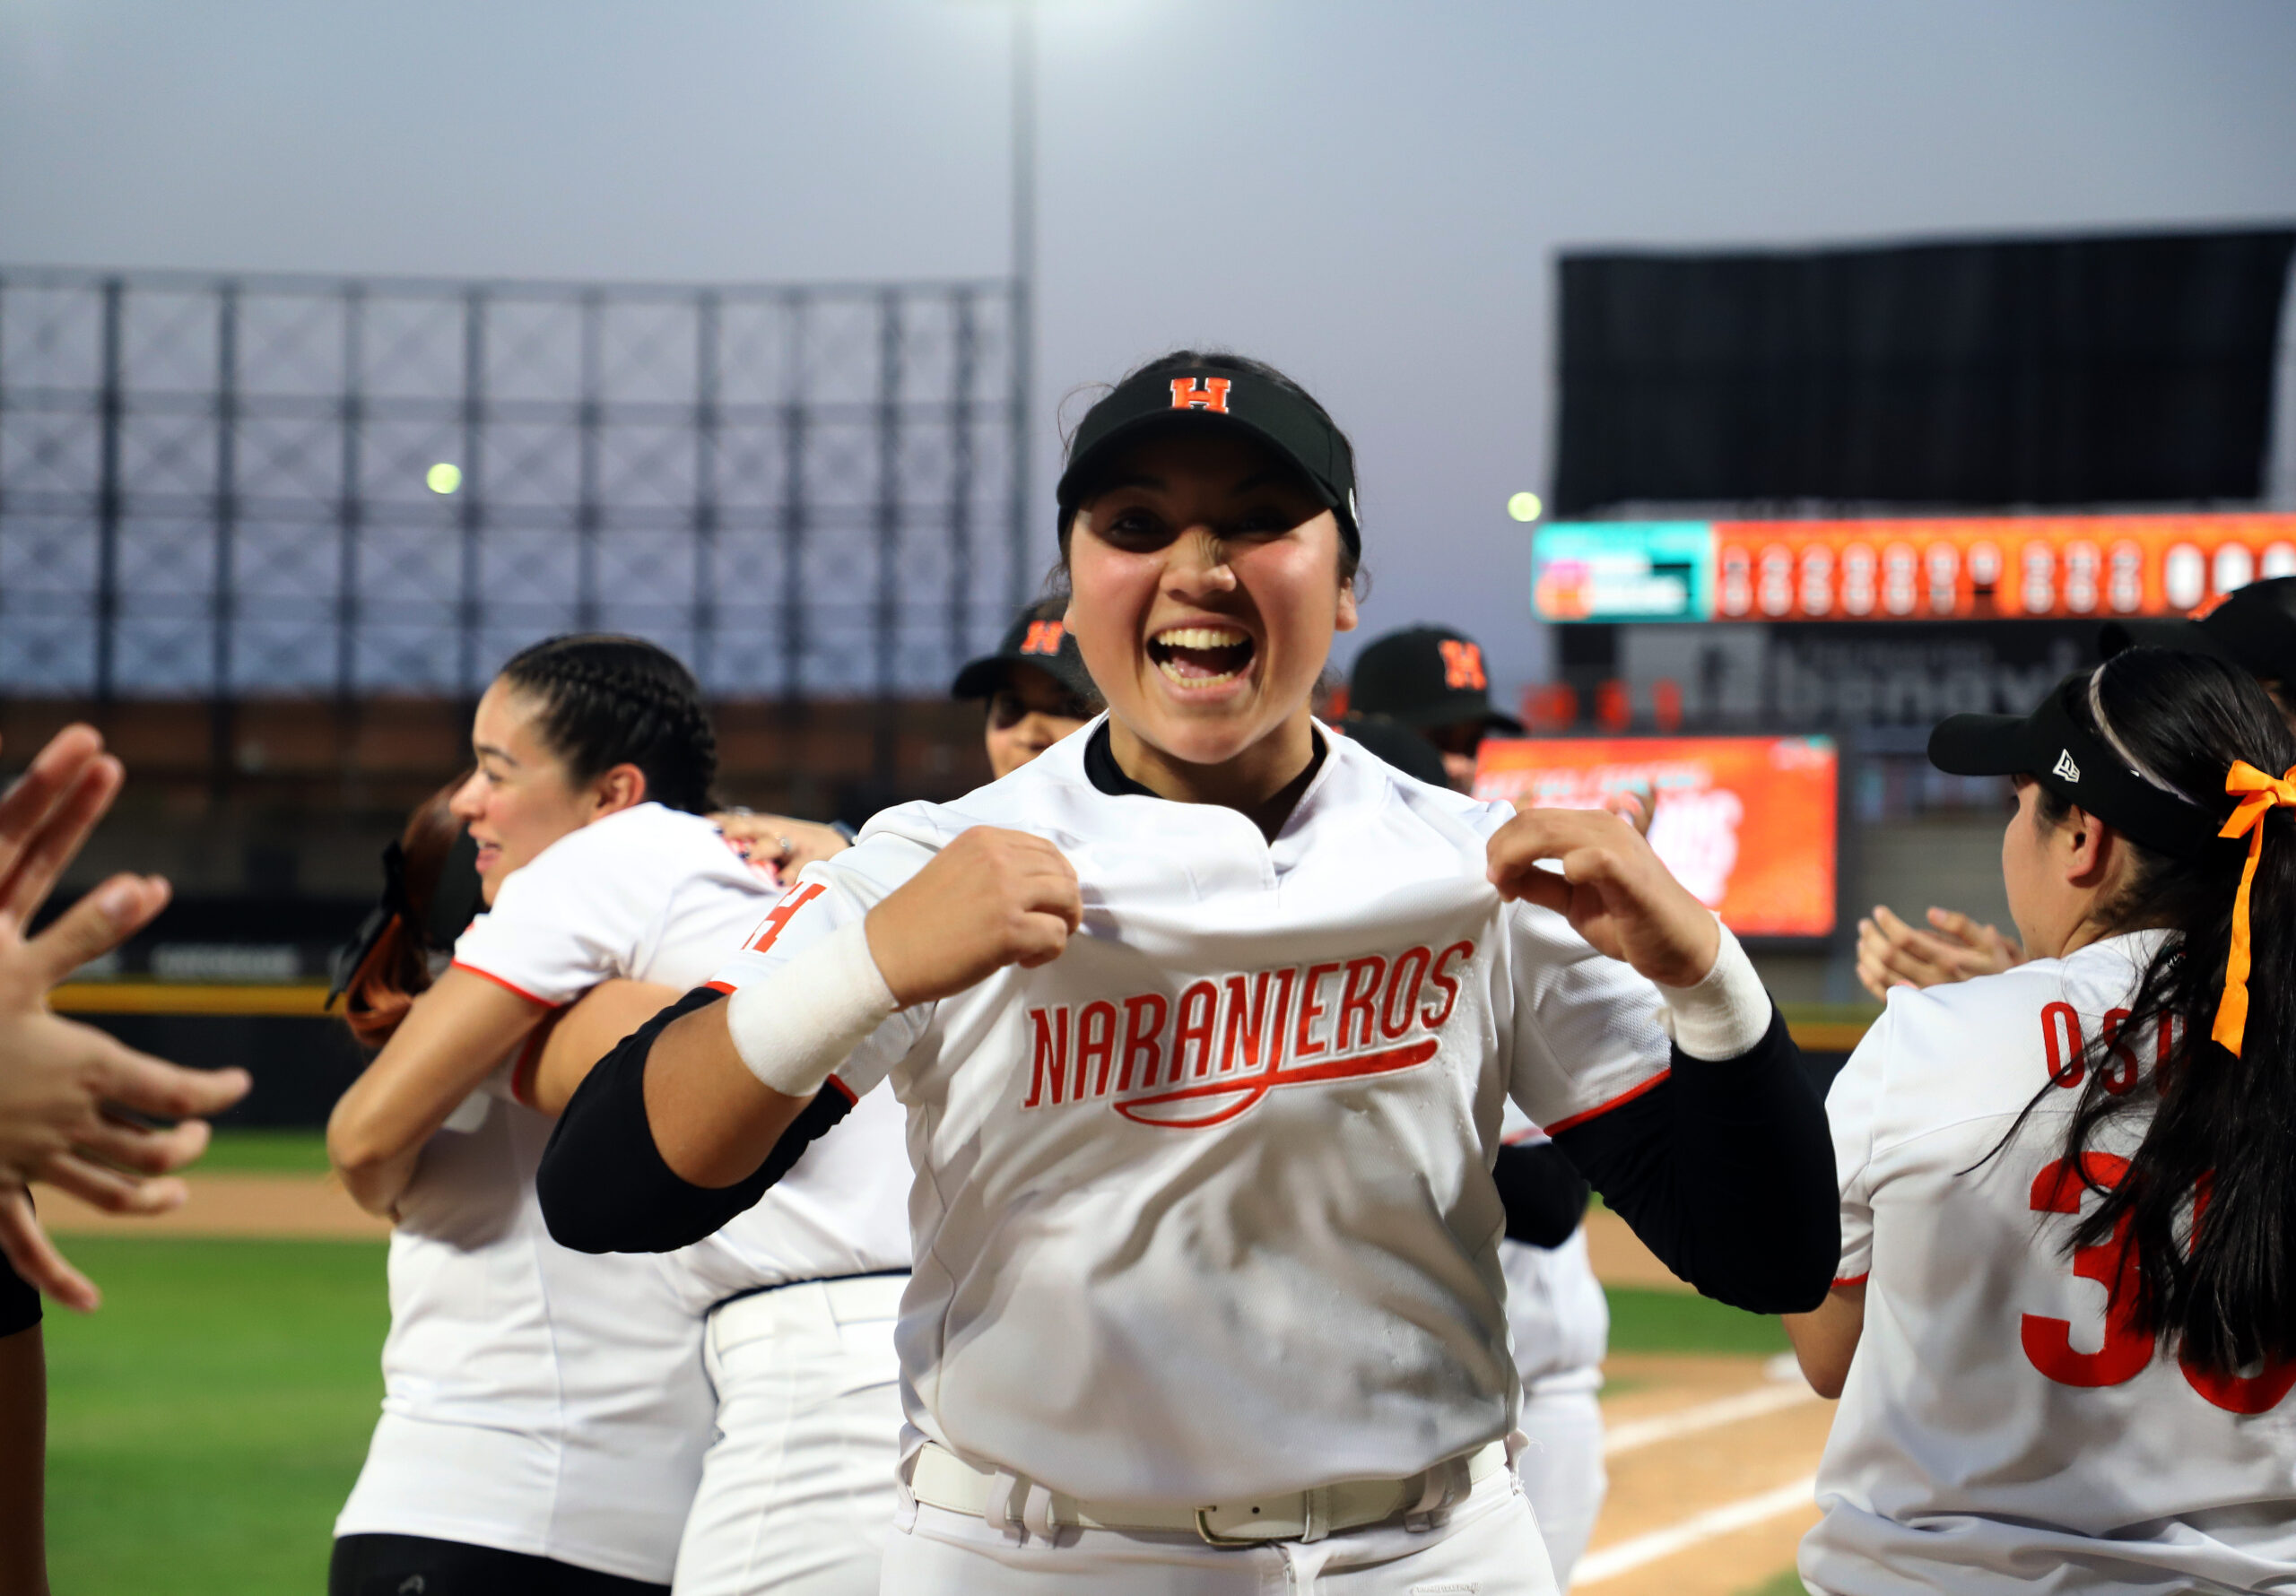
xmin=496 ymin=634 xmax=718 ymax=814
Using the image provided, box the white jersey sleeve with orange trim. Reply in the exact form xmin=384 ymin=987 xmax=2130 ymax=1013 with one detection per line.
xmin=451 ymin=802 xmax=768 ymax=1007
xmin=1823 ymin=1010 xmax=1888 ymax=1288
xmin=702 ymin=832 xmax=939 ymax=1101
xmin=1500 ymin=898 xmax=1673 ymax=1135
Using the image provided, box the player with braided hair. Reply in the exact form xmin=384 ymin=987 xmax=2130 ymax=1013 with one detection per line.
xmin=328 ymin=634 xmax=853 ymax=1595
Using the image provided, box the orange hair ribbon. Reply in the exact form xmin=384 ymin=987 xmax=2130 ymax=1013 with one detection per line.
xmin=2210 ymin=760 xmax=2296 ymax=1057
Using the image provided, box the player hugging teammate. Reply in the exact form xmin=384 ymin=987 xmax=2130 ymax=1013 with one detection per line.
xmin=539 ymin=350 xmax=1839 ymax=1593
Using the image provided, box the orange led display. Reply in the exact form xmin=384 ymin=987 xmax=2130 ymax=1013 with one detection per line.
xmin=1710 ymin=514 xmax=2296 ymax=623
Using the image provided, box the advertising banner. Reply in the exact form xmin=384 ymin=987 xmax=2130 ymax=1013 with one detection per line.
xmin=1472 ymin=734 xmax=1839 ymax=938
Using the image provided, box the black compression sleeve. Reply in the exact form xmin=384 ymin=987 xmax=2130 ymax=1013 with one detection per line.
xmin=1551 ymin=1007 xmax=1837 ymax=1314
xmin=1491 ymin=1141 xmax=1591 ymax=1248
xmin=536 ymin=985 xmax=857 ymax=1254
xmin=0 ymin=1248 xmax=37 ymax=1339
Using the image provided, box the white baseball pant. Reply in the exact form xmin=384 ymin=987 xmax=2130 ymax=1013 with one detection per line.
xmin=879 ymin=1456 xmax=1561 ymax=1595
xmin=1512 ymin=1383 xmax=1606 ymax=1586
xmin=671 ymin=1275 xmax=906 ymax=1596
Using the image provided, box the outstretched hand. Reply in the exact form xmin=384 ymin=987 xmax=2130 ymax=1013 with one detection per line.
xmin=865 ymin=827 xmax=1081 ymax=1007
xmin=0 ymin=725 xmax=250 ymax=1309
xmin=1486 ymin=804 xmax=1721 ymax=989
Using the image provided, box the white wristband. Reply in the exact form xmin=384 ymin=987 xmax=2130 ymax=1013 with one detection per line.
xmin=723 ymin=918 xmax=900 ymax=1098
xmin=1654 ymin=922 xmax=1774 ymax=1061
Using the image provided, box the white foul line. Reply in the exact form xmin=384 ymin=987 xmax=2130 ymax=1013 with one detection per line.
xmin=1601 ymin=1380 xmax=1822 ymax=1457
xmin=1570 ymin=1474 xmax=1820 ymax=1585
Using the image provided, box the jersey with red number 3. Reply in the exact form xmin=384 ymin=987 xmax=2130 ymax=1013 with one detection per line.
xmin=1802 ymin=930 xmax=2296 ymax=1595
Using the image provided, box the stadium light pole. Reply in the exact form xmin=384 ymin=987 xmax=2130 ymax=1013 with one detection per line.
xmin=1007 ymin=0 xmax=1037 ymax=615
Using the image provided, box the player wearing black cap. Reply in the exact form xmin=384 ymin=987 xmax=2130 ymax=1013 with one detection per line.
xmin=1858 ymin=577 xmax=2296 ymax=1000
xmin=952 ymin=598 xmax=1104 ymax=780
xmin=544 ymin=346 xmax=1837 ymax=1593
xmin=2101 ymin=575 xmax=2296 ymax=723
xmin=1348 ymin=627 xmax=1524 ymax=790
xmin=1787 ymin=647 xmax=2296 ymax=1592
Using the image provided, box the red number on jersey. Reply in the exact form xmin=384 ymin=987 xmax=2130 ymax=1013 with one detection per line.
xmin=2020 ymin=1152 xmax=2151 ymax=1388
xmin=2178 ymin=1178 xmax=2296 ymax=1414
xmin=2021 ymin=1150 xmax=2296 ymax=1412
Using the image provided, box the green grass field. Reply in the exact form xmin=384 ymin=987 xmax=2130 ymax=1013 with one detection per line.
xmin=42 ymin=1237 xmax=386 ymax=1595
xmin=34 ymin=1238 xmax=1794 ymax=1593
xmin=195 ymin=1127 xmax=334 ymax=1174
xmin=1736 ymin=1574 xmax=1806 ymax=1595
xmin=1604 ymin=1286 xmax=1792 ymax=1355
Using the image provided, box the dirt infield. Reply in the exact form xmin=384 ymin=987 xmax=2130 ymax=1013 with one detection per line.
xmin=42 ymin=1174 xmax=390 ymax=1240
xmin=1587 ymin=1355 xmax=1828 ymax=1593
xmin=46 ymin=1174 xmax=1824 ymax=1593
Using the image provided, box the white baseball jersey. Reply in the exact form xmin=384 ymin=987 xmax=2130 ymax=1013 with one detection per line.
xmin=338 ymin=802 xmax=904 ymax=1581
xmin=1803 ymin=931 xmax=2296 ymax=1595
xmin=706 ymin=723 xmax=1676 ymax=1506
xmin=1498 ymin=1106 xmax=1608 ymax=1393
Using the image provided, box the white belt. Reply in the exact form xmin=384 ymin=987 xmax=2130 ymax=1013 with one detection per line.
xmin=709 ymin=1273 xmax=907 ymax=1353
xmin=908 ymin=1439 xmax=1508 ymax=1546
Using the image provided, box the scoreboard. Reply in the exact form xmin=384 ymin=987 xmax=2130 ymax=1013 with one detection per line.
xmin=1532 ymin=513 xmax=2296 ymax=625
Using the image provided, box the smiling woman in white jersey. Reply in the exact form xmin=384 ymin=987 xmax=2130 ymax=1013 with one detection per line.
xmin=326 ymin=635 xmax=796 ymax=1596
xmin=540 ymin=351 xmax=1839 ymax=1594
xmin=1787 ymin=647 xmax=2296 ymax=1593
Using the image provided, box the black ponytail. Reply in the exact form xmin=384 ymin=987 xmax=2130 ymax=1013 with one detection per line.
xmin=496 ymin=634 xmax=718 ymax=814
xmin=2028 ymin=647 xmax=2296 ymax=1375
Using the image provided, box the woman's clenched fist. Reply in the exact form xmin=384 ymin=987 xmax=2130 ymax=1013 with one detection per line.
xmin=864 ymin=828 xmax=1081 ymax=1007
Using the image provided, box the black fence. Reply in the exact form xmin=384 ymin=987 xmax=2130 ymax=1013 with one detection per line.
xmin=0 ymin=266 xmax=1028 ymax=705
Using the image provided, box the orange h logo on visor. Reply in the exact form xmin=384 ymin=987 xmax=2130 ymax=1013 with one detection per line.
xmin=1170 ymin=377 xmax=1231 ymax=413
xmin=1439 ymin=639 xmax=1487 ymax=691
xmin=1021 ymin=620 xmax=1065 ymax=655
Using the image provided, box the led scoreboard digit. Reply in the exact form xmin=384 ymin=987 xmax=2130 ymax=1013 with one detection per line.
xmin=1531 ymin=515 xmax=2296 ymax=623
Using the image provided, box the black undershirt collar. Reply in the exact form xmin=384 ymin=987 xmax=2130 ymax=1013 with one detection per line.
xmin=1082 ymin=721 xmax=1329 ymax=840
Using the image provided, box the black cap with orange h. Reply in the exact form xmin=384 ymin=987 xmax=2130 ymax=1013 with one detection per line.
xmin=1349 ymin=626 xmax=1525 ymax=734
xmin=1056 ymin=363 xmax=1361 ymax=557
xmin=950 ymin=597 xmax=1100 ymax=707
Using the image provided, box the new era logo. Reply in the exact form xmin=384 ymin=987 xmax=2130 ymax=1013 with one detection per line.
xmin=1170 ymin=377 xmax=1231 ymax=413
xmin=2052 ymin=750 xmax=2081 ymax=783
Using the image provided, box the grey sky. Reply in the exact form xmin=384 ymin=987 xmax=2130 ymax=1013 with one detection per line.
xmin=5 ymin=0 xmax=2293 ymax=692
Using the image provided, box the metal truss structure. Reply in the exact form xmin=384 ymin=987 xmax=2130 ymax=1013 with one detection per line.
xmin=0 ymin=266 xmax=1027 ymax=705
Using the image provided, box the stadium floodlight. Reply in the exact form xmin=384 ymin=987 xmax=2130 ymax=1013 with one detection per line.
xmin=1508 ymin=491 xmax=1543 ymax=523
xmin=427 ymin=462 xmax=464 ymax=496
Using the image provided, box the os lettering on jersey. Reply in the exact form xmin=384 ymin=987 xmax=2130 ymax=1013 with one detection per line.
xmin=1170 ymin=377 xmax=1231 ymax=413
xmin=1022 ymin=941 xmax=1474 ymax=1129
xmin=1438 ymin=638 xmax=1487 ymax=692
xmin=2041 ymin=1002 xmax=2173 ymax=1096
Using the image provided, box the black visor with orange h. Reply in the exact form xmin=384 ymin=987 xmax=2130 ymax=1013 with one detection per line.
xmin=1056 ymin=366 xmax=1361 ymax=557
